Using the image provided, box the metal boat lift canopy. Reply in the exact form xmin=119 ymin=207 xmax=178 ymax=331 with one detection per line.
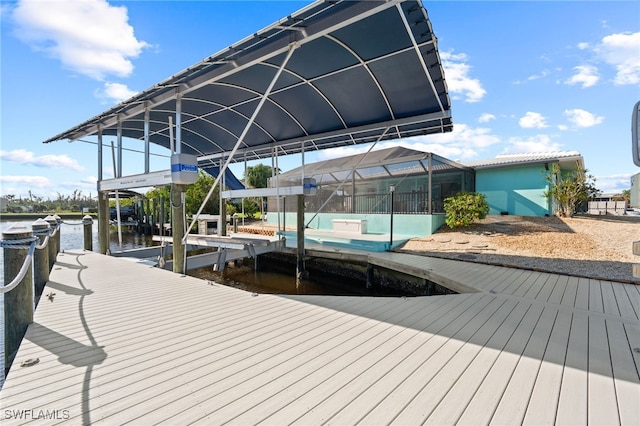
xmin=44 ymin=0 xmax=452 ymax=164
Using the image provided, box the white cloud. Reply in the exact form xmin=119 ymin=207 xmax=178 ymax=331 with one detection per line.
xmin=318 ymin=124 xmax=500 ymax=162
xmin=527 ymin=69 xmax=550 ymax=81
xmin=0 ymin=175 xmax=52 ymax=190
xmin=595 ymin=31 xmax=640 ymax=85
xmin=519 ymin=112 xmax=548 ymax=129
xmin=563 ymin=109 xmax=604 ymax=128
xmin=478 ymin=113 xmax=496 ymax=123
xmin=503 ymin=135 xmax=563 ymax=154
xmin=0 ymin=149 xmax=85 ymax=171
xmin=12 ymin=0 xmax=149 ymax=80
xmin=557 ymin=124 xmax=569 ymax=131
xmin=96 ymin=82 xmax=139 ymax=103
xmin=577 ymin=42 xmax=590 ymax=50
xmin=440 ymin=51 xmax=486 ymax=103
xmin=565 ymin=65 xmax=599 ymax=88
xmin=595 ymin=173 xmax=633 ymax=193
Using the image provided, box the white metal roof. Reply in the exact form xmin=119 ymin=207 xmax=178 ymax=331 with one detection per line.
xmin=465 ymin=151 xmax=584 ymax=170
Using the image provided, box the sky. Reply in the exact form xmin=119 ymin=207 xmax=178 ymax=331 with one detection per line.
xmin=1 ymin=0 xmax=639 ymax=201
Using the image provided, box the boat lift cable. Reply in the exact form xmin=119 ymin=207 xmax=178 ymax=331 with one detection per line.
xmin=304 ymin=127 xmax=390 ymax=228
xmin=182 ymin=43 xmax=298 ymax=244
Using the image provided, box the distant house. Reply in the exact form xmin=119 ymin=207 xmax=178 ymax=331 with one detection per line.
xmin=0 ymin=197 xmax=7 ymax=213
xmin=465 ymin=151 xmax=584 ymax=217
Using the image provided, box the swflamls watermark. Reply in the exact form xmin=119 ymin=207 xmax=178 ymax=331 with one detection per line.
xmin=4 ymin=409 xmax=70 ymax=421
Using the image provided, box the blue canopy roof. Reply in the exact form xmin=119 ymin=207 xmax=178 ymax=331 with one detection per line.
xmin=44 ymin=0 xmax=452 ymax=165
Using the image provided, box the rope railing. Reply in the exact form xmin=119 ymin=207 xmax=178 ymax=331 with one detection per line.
xmin=0 ymin=236 xmax=37 ymax=294
xmin=1 ymin=216 xmax=94 ymax=294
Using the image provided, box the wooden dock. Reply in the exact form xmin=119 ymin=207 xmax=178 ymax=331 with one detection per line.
xmin=0 ymin=250 xmax=638 ymax=424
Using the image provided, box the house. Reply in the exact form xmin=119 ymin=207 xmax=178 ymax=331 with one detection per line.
xmin=264 ymin=148 xmax=585 ymax=240
xmin=266 ymin=146 xmax=474 ymax=237
xmin=466 ymin=151 xmax=584 ymax=217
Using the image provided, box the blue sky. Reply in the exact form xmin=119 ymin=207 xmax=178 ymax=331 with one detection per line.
xmin=1 ymin=0 xmax=639 ymax=200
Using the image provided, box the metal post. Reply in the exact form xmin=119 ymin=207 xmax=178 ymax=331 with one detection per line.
xmin=3 ymin=225 xmax=34 ymax=371
xmin=428 ymin=154 xmax=433 ymax=215
xmin=83 ymin=215 xmax=93 ymax=251
xmin=296 ymin=194 xmax=306 ymax=283
xmin=160 ymin=196 xmax=166 ymax=237
xmin=32 ymin=218 xmax=50 ymax=299
xmin=144 ymin=104 xmax=150 ymax=174
xmin=389 ymin=185 xmax=395 ymax=250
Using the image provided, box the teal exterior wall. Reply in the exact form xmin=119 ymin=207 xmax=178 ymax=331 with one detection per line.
xmin=476 ymin=165 xmax=552 ymax=216
xmin=267 ymin=212 xmax=445 ymax=236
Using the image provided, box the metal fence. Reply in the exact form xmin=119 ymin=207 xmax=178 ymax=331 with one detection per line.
xmin=587 ymin=201 xmax=626 ymax=215
xmin=270 ymin=190 xmax=444 ymax=215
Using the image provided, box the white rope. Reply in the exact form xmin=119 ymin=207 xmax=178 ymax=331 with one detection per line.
xmin=0 ymin=239 xmax=36 ymax=294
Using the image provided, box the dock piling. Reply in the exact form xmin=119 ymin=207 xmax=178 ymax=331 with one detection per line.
xmin=2 ymin=225 xmax=35 ymax=371
xmin=171 ymin=183 xmax=187 ymax=274
xmin=83 ymin=215 xmax=93 ymax=251
xmin=44 ymin=215 xmax=59 ymax=269
xmin=32 ymin=218 xmax=51 ymax=298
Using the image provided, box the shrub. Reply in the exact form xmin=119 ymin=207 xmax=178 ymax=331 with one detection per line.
xmin=444 ymin=192 xmax=489 ymax=228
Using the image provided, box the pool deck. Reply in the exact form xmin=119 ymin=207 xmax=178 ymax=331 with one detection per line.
xmin=0 ymin=249 xmax=638 ymax=424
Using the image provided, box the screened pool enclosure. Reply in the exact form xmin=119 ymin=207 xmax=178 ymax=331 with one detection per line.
xmin=267 ymin=147 xmax=474 ymax=216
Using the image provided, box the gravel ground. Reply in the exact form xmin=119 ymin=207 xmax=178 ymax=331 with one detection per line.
xmin=398 ymin=214 xmax=640 ymax=284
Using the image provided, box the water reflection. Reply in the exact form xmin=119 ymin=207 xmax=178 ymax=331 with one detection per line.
xmin=190 ymin=264 xmax=410 ymax=297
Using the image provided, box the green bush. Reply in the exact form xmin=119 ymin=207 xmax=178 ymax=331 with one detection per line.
xmin=443 ymin=192 xmax=489 ymax=228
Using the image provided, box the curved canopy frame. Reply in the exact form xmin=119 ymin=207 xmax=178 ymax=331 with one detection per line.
xmin=44 ymin=0 xmax=452 ymax=165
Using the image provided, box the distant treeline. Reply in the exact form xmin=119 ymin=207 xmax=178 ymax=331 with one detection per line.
xmin=1 ymin=190 xmax=98 ymax=213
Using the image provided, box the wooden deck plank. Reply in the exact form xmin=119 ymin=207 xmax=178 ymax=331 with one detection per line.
xmin=425 ymin=304 xmax=554 ymax=425
xmin=452 ymin=303 xmax=545 ymax=425
xmin=288 ymin=295 xmax=488 ymax=426
xmin=560 ymin=275 xmax=579 ymax=307
xmin=354 ymin=296 xmax=510 ymax=425
xmin=483 ymin=306 xmax=558 ymax=425
xmin=612 ymin=282 xmax=638 ymax=320
xmin=535 ymin=273 xmax=560 ymax=303
xmin=601 ymin=280 xmax=621 ymax=317
xmin=523 ymin=309 xmax=572 ymax=425
xmin=519 ymin=271 xmax=551 ymax=300
xmin=555 ymin=312 xmax=589 ymax=425
xmin=547 ymin=274 xmax=570 ymax=304
xmin=254 ymin=295 xmax=470 ymax=425
xmin=589 ymin=278 xmax=605 ymax=314
xmin=391 ymin=299 xmax=532 ymax=425
xmin=623 ymin=283 xmax=640 ymax=319
xmin=224 ymin=296 xmax=471 ymax=425
xmin=1 ymin=250 xmax=638 ymax=425
xmin=587 ymin=316 xmax=620 ymax=424
xmin=607 ymin=320 xmax=640 ymax=425
xmin=574 ymin=277 xmax=590 ymax=310
xmin=490 ymin=268 xmax=528 ymax=295
xmin=92 ymin=296 xmax=402 ymax=423
xmin=467 ymin=265 xmax=516 ymax=293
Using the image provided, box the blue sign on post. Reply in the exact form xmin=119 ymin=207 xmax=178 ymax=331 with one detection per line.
xmin=171 ymin=153 xmax=198 ymax=184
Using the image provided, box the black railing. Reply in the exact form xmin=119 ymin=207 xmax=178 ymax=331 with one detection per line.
xmin=271 ymin=191 xmax=444 ymax=214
